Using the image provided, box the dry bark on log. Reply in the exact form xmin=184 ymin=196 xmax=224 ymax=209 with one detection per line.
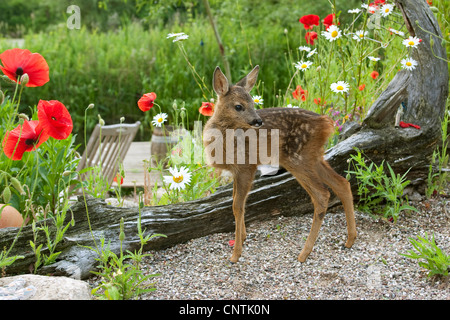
xmin=0 ymin=0 xmax=448 ymax=279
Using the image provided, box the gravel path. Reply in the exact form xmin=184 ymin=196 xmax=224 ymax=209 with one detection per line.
xmin=134 ymin=196 xmax=449 ymax=300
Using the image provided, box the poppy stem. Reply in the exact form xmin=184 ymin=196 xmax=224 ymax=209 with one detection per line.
xmin=5 ymin=77 xmax=23 ymax=133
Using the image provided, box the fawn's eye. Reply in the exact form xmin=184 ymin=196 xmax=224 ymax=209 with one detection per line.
xmin=235 ymin=105 xmax=243 ymax=111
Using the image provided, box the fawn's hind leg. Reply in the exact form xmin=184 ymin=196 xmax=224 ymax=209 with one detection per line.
xmin=291 ymin=168 xmax=330 ymax=262
xmin=317 ymin=160 xmax=357 ymax=249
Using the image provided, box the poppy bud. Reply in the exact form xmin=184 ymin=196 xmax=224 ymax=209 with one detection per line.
xmin=87 ymin=103 xmax=95 ymax=109
xmin=0 ymin=90 xmax=4 ymax=105
xmin=2 ymin=75 xmax=17 ymax=84
xmin=18 ymin=113 xmax=29 ymax=121
xmin=98 ymin=114 xmax=105 ymax=126
xmin=2 ymin=187 xmax=11 ymax=204
xmin=429 ymin=6 xmax=439 ymax=13
xmin=119 ymin=217 xmax=125 ymax=242
xmin=10 ymin=177 xmax=25 ymax=195
xmin=62 ymin=171 xmax=72 ymax=177
xmin=120 ymin=117 xmax=125 ymax=123
xmin=20 ymin=73 xmax=29 ymax=86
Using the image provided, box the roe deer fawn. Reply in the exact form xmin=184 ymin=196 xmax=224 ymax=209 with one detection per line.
xmin=203 ymin=65 xmax=356 ymax=263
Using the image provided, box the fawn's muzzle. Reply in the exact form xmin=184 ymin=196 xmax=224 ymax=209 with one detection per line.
xmin=250 ymin=118 xmax=263 ymax=128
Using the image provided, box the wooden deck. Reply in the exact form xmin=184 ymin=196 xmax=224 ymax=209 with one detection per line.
xmin=117 ymin=141 xmax=154 ymax=187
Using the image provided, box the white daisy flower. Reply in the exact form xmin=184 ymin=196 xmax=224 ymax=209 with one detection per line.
xmin=361 ymin=3 xmax=368 ymax=9
xmin=403 ymin=36 xmax=421 ymax=48
xmin=348 ymin=8 xmax=361 ymax=14
xmin=353 ymin=30 xmax=368 ymax=41
xmin=294 ymin=60 xmax=313 ymax=71
xmin=306 ymin=48 xmax=317 ymax=58
xmin=253 ymin=95 xmax=263 ymax=105
xmin=167 ymin=32 xmax=189 ymax=42
xmin=368 ymin=56 xmax=381 ymax=61
xmin=389 ymin=28 xmax=405 ymax=36
xmin=381 ymin=4 xmax=394 ymax=17
xmin=330 ymin=81 xmax=350 ymax=94
xmin=152 ymin=113 xmax=168 ymax=127
xmin=322 ymin=25 xmax=342 ymax=42
xmin=286 ymin=104 xmax=299 ymax=108
xmin=298 ymin=46 xmax=311 ymax=52
xmin=167 ymin=32 xmax=185 ymax=39
xmin=173 ymin=34 xmax=189 ymax=42
xmin=401 ymin=57 xmax=418 ymax=70
xmin=163 ymin=166 xmax=192 ymax=191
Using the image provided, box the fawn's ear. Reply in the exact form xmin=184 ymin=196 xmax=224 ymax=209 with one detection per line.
xmin=236 ymin=65 xmax=259 ymax=93
xmin=213 ymin=66 xmax=229 ymax=96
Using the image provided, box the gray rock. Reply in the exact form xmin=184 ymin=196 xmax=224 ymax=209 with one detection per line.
xmin=0 ymin=274 xmax=92 ymax=300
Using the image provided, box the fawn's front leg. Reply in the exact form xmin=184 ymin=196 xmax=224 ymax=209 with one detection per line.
xmin=230 ymin=167 xmax=256 ymax=263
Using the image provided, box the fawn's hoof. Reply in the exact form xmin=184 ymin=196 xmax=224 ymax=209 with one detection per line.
xmin=345 ymin=234 xmax=357 ymax=248
xmin=230 ymin=251 xmax=242 ymax=263
xmin=230 ymin=256 xmax=239 ymax=263
xmin=297 ymin=252 xmax=309 ymax=263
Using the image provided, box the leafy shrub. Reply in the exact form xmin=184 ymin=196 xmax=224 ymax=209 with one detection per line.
xmin=401 ymin=232 xmax=450 ymax=279
xmin=347 ymin=150 xmax=417 ymax=222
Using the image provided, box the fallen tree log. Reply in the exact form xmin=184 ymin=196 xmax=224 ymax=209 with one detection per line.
xmin=0 ymin=0 xmax=448 ymax=280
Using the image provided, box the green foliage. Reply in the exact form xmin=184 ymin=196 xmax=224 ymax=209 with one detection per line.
xmin=401 ymin=232 xmax=450 ymax=279
xmin=426 ymin=97 xmax=449 ymax=198
xmin=347 ymin=149 xmax=417 ymax=222
xmin=29 ymin=203 xmax=74 ymax=272
xmin=0 ymin=220 xmax=25 ymax=274
xmin=90 ymin=201 xmax=166 ymax=300
xmin=0 ymin=0 xmax=147 ymax=37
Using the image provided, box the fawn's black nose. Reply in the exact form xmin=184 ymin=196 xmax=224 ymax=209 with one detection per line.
xmin=250 ymin=118 xmax=263 ymax=127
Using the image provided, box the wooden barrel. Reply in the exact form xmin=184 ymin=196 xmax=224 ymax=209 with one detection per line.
xmin=150 ymin=125 xmax=179 ymax=167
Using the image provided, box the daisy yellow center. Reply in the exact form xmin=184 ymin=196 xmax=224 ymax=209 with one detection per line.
xmin=385 ymin=8 xmax=390 ymax=13
xmin=408 ymin=40 xmax=415 ymax=46
xmin=406 ymin=61 xmax=412 ymax=66
xmin=301 ymin=64 xmax=308 ymax=68
xmin=158 ymin=117 xmax=163 ymax=123
xmin=254 ymin=99 xmax=259 ymax=103
xmin=173 ymin=175 xmax=183 ymax=183
xmin=359 ymin=34 xmax=364 ymax=38
xmin=331 ymin=30 xmax=338 ymax=38
xmin=336 ymin=85 xmax=344 ymax=91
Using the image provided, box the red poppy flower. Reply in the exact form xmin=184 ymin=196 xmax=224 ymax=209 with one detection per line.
xmin=359 ymin=84 xmax=366 ymax=91
xmin=114 ymin=173 xmax=124 ymax=185
xmin=292 ymin=85 xmax=308 ymax=101
xmin=299 ymin=15 xmax=320 ymax=30
xmin=313 ymin=97 xmax=326 ymax=106
xmin=0 ymin=48 xmax=49 ymax=87
xmin=199 ymin=102 xmax=214 ymax=116
xmin=138 ymin=92 xmax=157 ymax=112
xmin=2 ymin=120 xmax=49 ymax=160
xmin=305 ymin=32 xmax=318 ymax=45
xmin=323 ymin=13 xmax=339 ymax=30
xmin=37 ymin=100 xmax=73 ymax=140
xmin=370 ymin=71 xmax=379 ymax=79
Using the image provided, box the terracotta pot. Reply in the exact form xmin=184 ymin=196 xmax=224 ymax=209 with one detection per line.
xmin=0 ymin=204 xmax=24 ymax=228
